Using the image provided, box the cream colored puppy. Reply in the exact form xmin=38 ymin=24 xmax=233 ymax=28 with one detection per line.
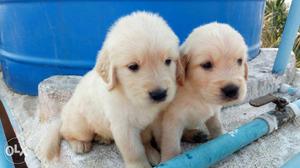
xmin=39 ymin=11 xmax=180 ymax=168
xmin=158 ymin=22 xmax=248 ymax=162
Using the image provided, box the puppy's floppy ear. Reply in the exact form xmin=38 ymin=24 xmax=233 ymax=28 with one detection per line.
xmin=95 ymin=49 xmax=116 ymax=91
xmin=244 ymin=62 xmax=248 ymax=80
xmin=176 ymin=54 xmax=189 ymax=86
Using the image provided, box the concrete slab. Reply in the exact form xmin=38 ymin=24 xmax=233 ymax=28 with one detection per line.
xmin=1 ymin=48 xmax=299 ymax=168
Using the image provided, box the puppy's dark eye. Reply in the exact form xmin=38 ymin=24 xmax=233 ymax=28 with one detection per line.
xmin=237 ymin=58 xmax=243 ymax=65
xmin=200 ymin=61 xmax=213 ymax=70
xmin=128 ymin=63 xmax=139 ymax=72
xmin=165 ymin=59 xmax=172 ymax=66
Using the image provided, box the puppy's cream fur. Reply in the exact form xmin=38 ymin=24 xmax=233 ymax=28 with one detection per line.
xmin=39 ymin=11 xmax=180 ymax=168
xmin=157 ymin=23 xmax=248 ymax=161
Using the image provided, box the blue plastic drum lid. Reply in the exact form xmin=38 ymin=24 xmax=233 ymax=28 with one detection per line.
xmin=0 ymin=0 xmax=266 ymax=95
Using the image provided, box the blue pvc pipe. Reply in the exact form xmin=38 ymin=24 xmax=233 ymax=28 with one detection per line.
xmin=156 ymin=118 xmax=269 ymax=168
xmin=0 ymin=120 xmax=14 ymax=168
xmin=281 ymin=153 xmax=300 ymax=168
xmin=272 ymin=0 xmax=300 ymax=74
xmin=287 ymin=87 xmax=298 ymax=95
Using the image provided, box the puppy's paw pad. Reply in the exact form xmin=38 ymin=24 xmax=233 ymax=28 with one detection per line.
xmin=69 ymin=140 xmax=92 ymax=154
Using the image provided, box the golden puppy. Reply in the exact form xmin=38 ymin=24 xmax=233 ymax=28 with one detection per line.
xmin=39 ymin=11 xmax=180 ymax=168
xmin=158 ymin=22 xmax=248 ymax=161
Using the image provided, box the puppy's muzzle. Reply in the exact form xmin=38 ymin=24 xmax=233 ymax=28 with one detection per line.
xmin=149 ymin=88 xmax=167 ymax=103
xmin=221 ymin=84 xmax=239 ymax=100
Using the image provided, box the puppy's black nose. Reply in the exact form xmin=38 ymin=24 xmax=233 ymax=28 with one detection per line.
xmin=149 ymin=89 xmax=167 ymax=102
xmin=221 ymin=84 xmax=239 ymax=99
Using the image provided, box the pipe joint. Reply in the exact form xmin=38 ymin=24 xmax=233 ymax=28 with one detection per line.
xmin=257 ymin=113 xmax=278 ymax=134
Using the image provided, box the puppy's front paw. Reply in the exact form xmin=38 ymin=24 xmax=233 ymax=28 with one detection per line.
xmin=69 ymin=140 xmax=92 ymax=154
xmin=161 ymin=147 xmax=181 ymax=163
xmin=145 ymin=145 xmax=161 ymax=166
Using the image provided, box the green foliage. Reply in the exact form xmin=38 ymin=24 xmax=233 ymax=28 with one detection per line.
xmin=262 ymin=0 xmax=300 ymax=67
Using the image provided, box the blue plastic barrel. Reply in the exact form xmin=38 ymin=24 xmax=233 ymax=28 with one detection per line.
xmin=0 ymin=0 xmax=266 ymax=95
